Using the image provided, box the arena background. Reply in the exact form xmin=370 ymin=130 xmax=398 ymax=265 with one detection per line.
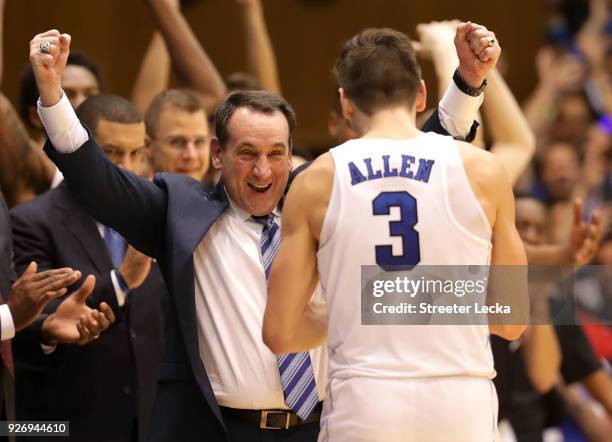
xmin=2 ymin=0 xmax=549 ymax=151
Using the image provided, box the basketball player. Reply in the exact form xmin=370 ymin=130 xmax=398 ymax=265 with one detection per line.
xmin=263 ymin=26 xmax=528 ymax=441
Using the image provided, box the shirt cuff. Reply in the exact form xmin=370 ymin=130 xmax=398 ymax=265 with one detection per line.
xmin=50 ymin=166 xmax=64 ymax=189
xmin=40 ymin=342 xmax=57 ymax=355
xmin=0 ymin=304 xmax=15 ymax=341
xmin=111 ymin=270 xmax=127 ymax=308
xmin=37 ymin=91 xmax=89 ymax=153
xmin=438 ymin=81 xmax=484 ymax=140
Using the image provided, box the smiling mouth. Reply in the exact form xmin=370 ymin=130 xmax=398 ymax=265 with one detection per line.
xmin=247 ymin=183 xmax=272 ymax=193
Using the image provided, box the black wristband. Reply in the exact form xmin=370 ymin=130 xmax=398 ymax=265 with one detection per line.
xmin=453 ymin=69 xmax=487 ymax=97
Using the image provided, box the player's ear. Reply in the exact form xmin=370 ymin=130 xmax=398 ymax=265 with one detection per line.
xmin=339 ymin=88 xmax=355 ymax=121
xmin=415 ymin=80 xmax=427 ymax=113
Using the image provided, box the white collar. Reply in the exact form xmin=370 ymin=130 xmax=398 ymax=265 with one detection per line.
xmin=225 ymin=190 xmax=281 ymax=222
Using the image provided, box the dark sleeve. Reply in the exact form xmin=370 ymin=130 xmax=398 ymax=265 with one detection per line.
xmin=0 ymin=198 xmax=16 ymax=294
xmin=10 ymin=206 xmax=124 ymax=320
xmin=10 ymin=204 xmax=57 ymax=275
xmin=555 ymin=324 xmax=602 ymax=384
xmin=420 ymin=107 xmax=479 ymax=143
xmin=12 ymin=313 xmax=66 ymax=372
xmin=13 ymin=314 xmax=47 ymax=362
xmin=13 ymin=314 xmax=46 ymax=350
xmin=43 ymin=133 xmax=167 ymax=259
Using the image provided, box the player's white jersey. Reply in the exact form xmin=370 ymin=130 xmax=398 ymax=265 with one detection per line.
xmin=317 ymin=133 xmax=495 ymax=381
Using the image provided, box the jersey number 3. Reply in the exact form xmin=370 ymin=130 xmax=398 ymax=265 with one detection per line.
xmin=372 ymin=191 xmax=421 ymax=271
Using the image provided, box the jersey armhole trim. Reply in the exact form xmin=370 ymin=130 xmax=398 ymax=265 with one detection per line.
xmin=318 ymin=150 xmax=340 ymax=253
xmin=442 ymin=141 xmax=493 ymax=247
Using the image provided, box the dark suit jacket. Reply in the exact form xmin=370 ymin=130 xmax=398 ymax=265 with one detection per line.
xmin=9 ymin=183 xmax=169 ymax=442
xmin=43 ymin=111 xmax=469 ymax=441
xmin=1 ymin=194 xmax=44 ymax=436
xmin=0 ymin=197 xmax=14 ymax=300
xmin=0 ymin=197 xmax=14 ymax=426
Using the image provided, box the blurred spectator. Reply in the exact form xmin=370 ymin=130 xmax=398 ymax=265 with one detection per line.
xmin=0 ymin=0 xmax=185 ymax=207
xmin=327 ymin=90 xmax=358 ymax=146
xmin=10 ymin=94 xmax=169 ymax=442
xmin=523 ymin=46 xmax=588 ymax=146
xmin=144 ymin=89 xmax=210 ymax=182
xmin=536 ymin=142 xmax=581 ymax=204
xmin=19 ymin=52 xmax=102 ymax=146
xmin=496 ymin=193 xmax=612 ymax=441
xmin=574 ymin=233 xmax=612 ymax=361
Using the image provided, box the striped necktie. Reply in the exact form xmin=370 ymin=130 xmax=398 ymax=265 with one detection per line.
xmin=103 ymin=226 xmax=127 ymax=268
xmin=254 ymin=215 xmax=319 ymax=420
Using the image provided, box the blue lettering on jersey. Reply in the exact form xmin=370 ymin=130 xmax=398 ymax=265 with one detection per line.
xmin=348 ymin=154 xmax=436 ymax=186
xmin=414 ymin=159 xmax=435 ymax=183
xmin=399 ymin=155 xmax=415 ymax=179
xmin=382 ymin=155 xmax=398 ymax=177
xmin=364 ymin=158 xmax=382 ymax=180
xmin=348 ymin=161 xmax=367 ymax=185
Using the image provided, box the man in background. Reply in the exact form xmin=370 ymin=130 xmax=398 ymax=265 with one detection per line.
xmin=10 ymin=94 xmax=168 ymax=442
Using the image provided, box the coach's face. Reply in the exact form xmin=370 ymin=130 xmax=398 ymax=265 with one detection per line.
xmin=212 ymin=107 xmax=292 ymax=216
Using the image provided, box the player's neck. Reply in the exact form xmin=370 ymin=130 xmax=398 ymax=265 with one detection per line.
xmin=357 ymin=107 xmax=421 ymax=140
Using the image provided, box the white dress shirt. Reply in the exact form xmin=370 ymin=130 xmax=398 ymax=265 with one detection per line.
xmin=50 ymin=167 xmax=64 ymax=189
xmin=0 ymin=304 xmax=15 ymax=341
xmin=193 ymin=200 xmax=326 ymax=408
xmin=36 ymin=81 xmax=482 ymax=405
xmin=96 ymin=224 xmax=128 ymax=307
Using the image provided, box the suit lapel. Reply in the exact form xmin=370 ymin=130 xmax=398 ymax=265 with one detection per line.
xmin=167 ymin=179 xmax=228 ymax=424
xmin=55 ymin=184 xmax=113 ymax=273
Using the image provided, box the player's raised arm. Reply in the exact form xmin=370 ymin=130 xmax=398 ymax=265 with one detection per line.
xmin=131 ymin=31 xmax=171 ymax=116
xmin=481 ymin=147 xmax=529 ymax=340
xmin=263 ymin=154 xmax=334 ymax=354
xmin=237 ymin=0 xmax=282 ymax=95
xmin=146 ymin=0 xmax=227 ymax=114
xmin=30 ymin=30 xmax=168 ymax=259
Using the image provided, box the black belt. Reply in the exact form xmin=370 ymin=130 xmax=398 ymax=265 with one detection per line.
xmin=220 ymin=403 xmax=322 ymax=430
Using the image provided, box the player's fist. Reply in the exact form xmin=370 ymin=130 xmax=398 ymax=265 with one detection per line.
xmin=455 ymin=22 xmax=501 ymax=88
xmin=29 ymin=30 xmax=71 ymax=107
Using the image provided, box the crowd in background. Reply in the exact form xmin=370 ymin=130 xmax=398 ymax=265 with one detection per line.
xmin=0 ymin=0 xmax=611 ymax=441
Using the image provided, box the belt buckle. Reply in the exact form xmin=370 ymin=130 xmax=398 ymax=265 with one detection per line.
xmin=260 ymin=410 xmax=291 ymax=430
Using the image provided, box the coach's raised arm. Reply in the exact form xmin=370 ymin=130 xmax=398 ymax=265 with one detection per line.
xmin=29 ymin=30 xmax=168 ymax=260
